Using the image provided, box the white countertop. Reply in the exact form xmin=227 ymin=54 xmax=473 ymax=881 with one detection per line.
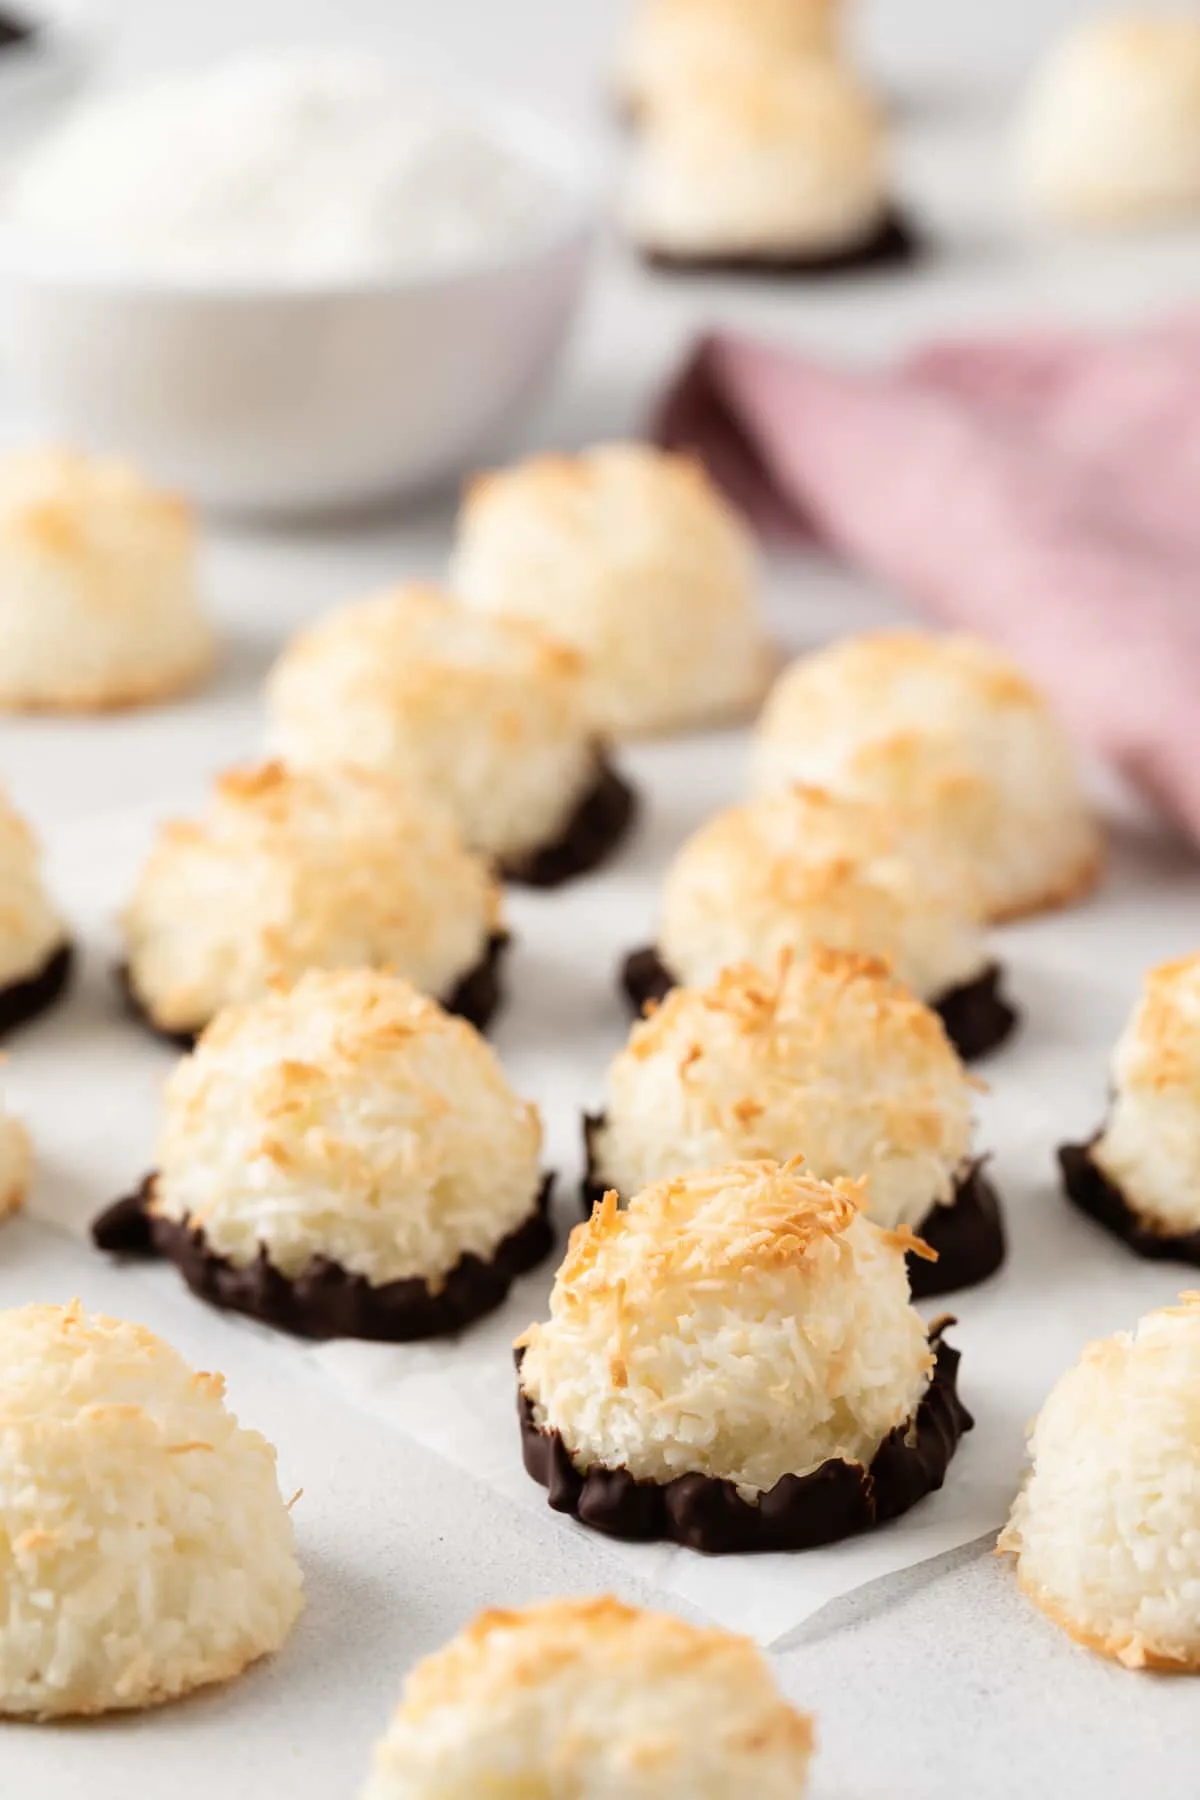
xmin=4 ymin=3 xmax=1200 ymax=1796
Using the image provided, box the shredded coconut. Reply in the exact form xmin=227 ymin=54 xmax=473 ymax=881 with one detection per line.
xmin=3 ymin=54 xmax=557 ymax=283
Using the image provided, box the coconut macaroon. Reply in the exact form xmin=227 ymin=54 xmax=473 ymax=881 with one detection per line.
xmin=0 ymin=448 xmax=212 ymax=711
xmin=625 ymin=60 xmax=914 ymax=273
xmin=1000 ymin=1295 xmax=1200 ymax=1671
xmin=360 ymin=1596 xmax=814 ymax=1799
xmin=0 ymin=1087 xmax=31 ymax=1222
xmin=1017 ymin=14 xmax=1200 ymax=229
xmin=516 ymin=1159 xmax=971 ymax=1552
xmin=450 ymin=443 xmax=768 ymax=738
xmin=1060 ymin=953 xmax=1200 ymax=1263
xmin=93 ymin=968 xmax=553 ymax=1340
xmin=120 ymin=760 xmax=506 ymax=1045
xmin=752 ymin=631 xmax=1102 ymax=922
xmin=0 ymin=1302 xmax=303 ymax=1717
xmin=625 ymin=783 xmax=1016 ymax=1063
xmin=0 ymin=787 xmax=72 ymax=1036
xmin=588 ymin=950 xmax=1005 ymax=1296
xmin=616 ymin=0 xmax=843 ymax=120
xmin=266 ymin=582 xmax=636 ymax=885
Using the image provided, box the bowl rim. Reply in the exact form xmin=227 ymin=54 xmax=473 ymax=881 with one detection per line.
xmin=0 ymin=77 xmax=603 ymax=301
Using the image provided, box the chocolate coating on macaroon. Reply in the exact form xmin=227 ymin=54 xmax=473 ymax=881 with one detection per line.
xmin=0 ymin=941 xmax=73 ymax=1041
xmin=95 ymin=1172 xmax=556 ymax=1342
xmin=517 ymin=1326 xmax=970 ymax=1553
xmin=642 ymin=206 xmax=919 ymax=277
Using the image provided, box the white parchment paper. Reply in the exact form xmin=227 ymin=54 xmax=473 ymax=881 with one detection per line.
xmin=18 ymin=747 xmax=1200 ymax=1649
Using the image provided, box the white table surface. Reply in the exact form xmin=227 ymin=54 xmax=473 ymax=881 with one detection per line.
xmin=4 ymin=3 xmax=1200 ymax=1796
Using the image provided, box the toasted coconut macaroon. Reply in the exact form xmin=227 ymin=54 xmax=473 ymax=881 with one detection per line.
xmin=617 ymin=0 xmax=843 ymax=120
xmin=0 ymin=1302 xmax=303 ymax=1717
xmin=625 ymin=60 xmax=915 ymax=274
xmin=0 ymin=787 xmax=72 ymax=1037
xmin=266 ymin=582 xmax=636 ymax=885
xmin=999 ymin=1295 xmax=1200 ymax=1670
xmin=516 ymin=1159 xmax=971 ymax=1552
xmin=450 ymin=443 xmax=769 ymax=738
xmin=0 ymin=1087 xmax=31 ymax=1222
xmin=589 ymin=949 xmax=1004 ymax=1296
xmin=752 ymin=631 xmax=1102 ymax=922
xmin=1017 ymin=14 xmax=1200 ymax=229
xmin=1060 ymin=953 xmax=1200 ymax=1265
xmin=623 ymin=784 xmax=1016 ymax=1063
xmin=120 ymin=760 xmax=506 ymax=1046
xmin=93 ymin=968 xmax=553 ymax=1340
xmin=0 ymin=448 xmax=212 ymax=711
xmin=360 ymin=1596 xmax=814 ymax=1799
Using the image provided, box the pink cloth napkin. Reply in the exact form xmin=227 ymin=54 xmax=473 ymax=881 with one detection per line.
xmin=655 ymin=320 xmax=1200 ymax=840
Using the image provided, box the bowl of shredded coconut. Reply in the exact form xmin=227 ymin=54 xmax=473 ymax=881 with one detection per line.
xmin=0 ymin=53 xmax=597 ymax=513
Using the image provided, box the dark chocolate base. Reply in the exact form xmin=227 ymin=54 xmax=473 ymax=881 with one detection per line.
xmin=620 ymin=945 xmax=1015 ymax=1064
xmin=0 ymin=11 xmax=35 ymax=52
xmin=580 ymin=1117 xmax=1005 ymax=1297
xmin=499 ymin=756 xmax=638 ymax=889
xmin=517 ymin=1324 xmax=970 ymax=1553
xmin=0 ymin=941 xmax=73 ymax=1040
xmin=907 ymin=1161 xmax=1006 ymax=1298
xmin=93 ymin=1171 xmax=556 ymax=1342
xmin=619 ymin=945 xmax=675 ymax=1018
xmin=641 ymin=207 xmax=920 ymax=279
xmin=440 ymin=931 xmax=510 ymax=1034
xmin=932 ymin=963 xmax=1018 ymax=1061
xmin=116 ymin=930 xmax=511 ymax=1053
xmin=1059 ymin=1138 xmax=1200 ymax=1266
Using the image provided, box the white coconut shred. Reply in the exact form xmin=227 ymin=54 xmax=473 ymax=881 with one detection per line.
xmin=0 ymin=53 xmax=559 ymax=282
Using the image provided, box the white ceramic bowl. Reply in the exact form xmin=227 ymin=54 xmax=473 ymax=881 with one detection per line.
xmin=0 ymin=104 xmax=596 ymax=516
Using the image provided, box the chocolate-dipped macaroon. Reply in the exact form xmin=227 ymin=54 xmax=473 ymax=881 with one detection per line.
xmin=0 ymin=786 xmax=71 ymax=1037
xmin=0 ymin=1079 xmax=30 ymax=1226
xmin=753 ymin=631 xmax=1102 ymax=923
xmin=999 ymin=1295 xmax=1200 ymax=1671
xmin=267 ymin=582 xmax=635 ymax=887
xmin=360 ymin=1596 xmax=815 ymax=1798
xmin=120 ymin=759 xmax=507 ymax=1046
xmin=623 ymin=783 xmax=1016 ymax=1062
xmin=625 ymin=59 xmax=915 ymax=274
xmin=95 ymin=968 xmax=554 ymax=1340
xmin=1060 ymin=953 xmax=1200 ymax=1264
xmin=516 ymin=1158 xmax=971 ymax=1552
xmin=589 ymin=948 xmax=1004 ymax=1295
xmin=451 ymin=443 xmax=770 ymax=739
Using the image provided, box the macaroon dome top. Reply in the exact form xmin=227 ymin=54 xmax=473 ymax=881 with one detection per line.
xmin=153 ymin=967 xmax=543 ymax=1286
xmin=1092 ymin=952 xmax=1200 ymax=1234
xmin=655 ymin=782 xmax=990 ymax=1001
xmin=1018 ymin=14 xmax=1200 ymax=226
xmin=361 ymin=1596 xmax=814 ymax=1800
xmin=0 ymin=1302 xmax=303 ymax=1716
xmin=626 ymin=58 xmax=889 ymax=259
xmin=752 ymin=631 xmax=1101 ymax=920
xmin=618 ymin=0 xmax=843 ymax=114
xmin=265 ymin=583 xmax=598 ymax=862
xmin=591 ymin=948 xmax=976 ymax=1232
xmin=451 ymin=443 xmax=767 ymax=737
xmin=1000 ymin=1294 xmax=1200 ymax=1670
xmin=518 ymin=1159 xmax=933 ymax=1495
xmin=0 ymin=447 xmax=212 ymax=710
xmin=122 ymin=760 xmax=501 ymax=1035
xmin=0 ymin=785 xmax=65 ymax=989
